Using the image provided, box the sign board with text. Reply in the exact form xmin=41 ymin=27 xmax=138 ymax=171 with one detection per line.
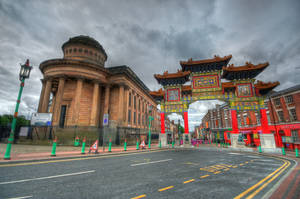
xmin=31 ymin=113 xmax=52 ymax=126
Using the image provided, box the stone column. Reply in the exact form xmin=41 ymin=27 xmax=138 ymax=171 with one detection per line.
xmin=118 ymin=84 xmax=125 ymax=125
xmin=52 ymin=78 xmax=65 ymax=126
xmin=73 ymin=79 xmax=83 ymax=125
xmin=90 ymin=81 xmax=100 ymax=126
xmin=41 ymin=79 xmax=52 ymax=113
xmin=124 ymin=88 xmax=129 ymax=124
xmin=37 ymin=79 xmax=46 ymax=112
xmin=103 ymin=85 xmax=110 ymax=114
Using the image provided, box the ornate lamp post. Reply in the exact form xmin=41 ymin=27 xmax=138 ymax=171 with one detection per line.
xmin=4 ymin=59 xmax=32 ymax=160
xmin=148 ymin=104 xmax=154 ymax=149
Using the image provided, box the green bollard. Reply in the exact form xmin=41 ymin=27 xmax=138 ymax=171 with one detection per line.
xmin=258 ymin=145 xmax=262 ymax=153
xmin=282 ymin=147 xmax=286 ymax=156
xmin=51 ymin=137 xmax=57 ymax=157
xmin=296 ymin=148 xmax=299 ymax=158
xmin=3 ymin=142 xmax=12 ymax=160
xmin=124 ymin=139 xmax=127 ymax=151
xmin=172 ymin=141 xmax=174 ymax=148
xmin=81 ymin=137 xmax=86 ymax=154
xmin=74 ymin=136 xmax=80 ymax=147
xmin=108 ymin=139 xmax=112 ymax=152
xmin=159 ymin=140 xmax=162 ymax=148
xmin=136 ymin=139 xmax=139 ymax=150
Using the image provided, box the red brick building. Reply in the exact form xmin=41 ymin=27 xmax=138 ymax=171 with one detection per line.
xmin=198 ymin=84 xmax=300 ymax=149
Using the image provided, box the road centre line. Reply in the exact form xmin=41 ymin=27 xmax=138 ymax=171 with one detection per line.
xmin=183 ymin=179 xmax=195 ymax=184
xmin=245 ymin=160 xmax=291 ymax=199
xmin=0 ymin=150 xmax=165 ymax=167
xmin=200 ymin=175 xmax=210 ymax=178
xmin=130 ymin=159 xmax=172 ymax=166
xmin=7 ymin=196 xmax=32 ymax=199
xmin=0 ymin=170 xmax=95 ymax=185
xmin=159 ymin=186 xmax=174 ymax=192
xmin=131 ymin=194 xmax=146 ymax=199
xmin=234 ymin=159 xmax=288 ymax=199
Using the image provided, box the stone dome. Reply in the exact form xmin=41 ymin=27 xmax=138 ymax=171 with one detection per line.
xmin=61 ymin=35 xmax=107 ymax=66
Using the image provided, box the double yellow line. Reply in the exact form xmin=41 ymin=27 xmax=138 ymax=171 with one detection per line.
xmin=234 ymin=158 xmax=291 ymax=199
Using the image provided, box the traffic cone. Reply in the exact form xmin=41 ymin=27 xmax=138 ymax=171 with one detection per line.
xmin=81 ymin=137 xmax=86 ymax=154
xmin=51 ymin=137 xmax=57 ymax=157
xmin=108 ymin=139 xmax=112 ymax=152
xmin=124 ymin=139 xmax=127 ymax=151
xmin=136 ymin=139 xmax=139 ymax=150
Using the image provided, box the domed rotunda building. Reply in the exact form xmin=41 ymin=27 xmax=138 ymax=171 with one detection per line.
xmin=37 ymin=36 xmax=159 ymax=135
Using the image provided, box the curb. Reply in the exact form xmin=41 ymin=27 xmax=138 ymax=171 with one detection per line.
xmin=0 ymin=148 xmax=171 ymax=165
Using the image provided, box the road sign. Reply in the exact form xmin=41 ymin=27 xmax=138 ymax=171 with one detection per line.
xmin=103 ymin=114 xmax=109 ymax=126
xmin=31 ymin=113 xmax=52 ymax=126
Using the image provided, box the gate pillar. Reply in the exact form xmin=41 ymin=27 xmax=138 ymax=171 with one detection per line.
xmin=259 ymin=108 xmax=278 ymax=151
xmin=159 ymin=112 xmax=168 ymax=147
xmin=260 ymin=108 xmax=270 ymax=134
xmin=230 ymin=109 xmax=239 ymax=148
xmin=183 ymin=111 xmax=191 ymax=145
xmin=230 ymin=109 xmax=238 ymax=134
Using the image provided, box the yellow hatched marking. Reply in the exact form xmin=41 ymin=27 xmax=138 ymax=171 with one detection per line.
xmin=224 ymin=168 xmax=230 ymax=171
xmin=183 ymin=179 xmax=195 ymax=184
xmin=214 ymin=171 xmax=221 ymax=174
xmin=245 ymin=161 xmax=249 ymax=164
xmin=159 ymin=186 xmax=174 ymax=192
xmin=232 ymin=166 xmax=238 ymax=168
xmin=240 ymin=163 xmax=244 ymax=166
xmin=200 ymin=175 xmax=210 ymax=178
xmin=131 ymin=194 xmax=146 ymax=199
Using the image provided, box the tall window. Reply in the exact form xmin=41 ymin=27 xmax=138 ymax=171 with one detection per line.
xmin=134 ymin=112 xmax=136 ymax=124
xmin=134 ymin=96 xmax=136 ymax=109
xmin=138 ymin=114 xmax=140 ymax=125
xmin=128 ymin=110 xmax=131 ymax=124
xmin=285 ymin=95 xmax=294 ymax=104
xmin=290 ymin=109 xmax=297 ymax=121
xmin=129 ymin=93 xmax=131 ymax=107
xmin=138 ymin=99 xmax=140 ymax=111
xmin=292 ymin=130 xmax=299 ymax=142
xmin=277 ymin=111 xmax=284 ymax=122
xmin=142 ymin=102 xmax=144 ymax=112
xmin=274 ymin=98 xmax=281 ymax=106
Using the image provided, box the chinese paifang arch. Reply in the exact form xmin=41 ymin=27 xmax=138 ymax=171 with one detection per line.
xmin=149 ymin=55 xmax=279 ymax=145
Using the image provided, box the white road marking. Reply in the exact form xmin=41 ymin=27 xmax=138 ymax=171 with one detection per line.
xmin=131 ymin=159 xmax=172 ymax=166
xmin=0 ymin=170 xmax=95 ymax=185
xmin=7 ymin=196 xmax=32 ymax=199
xmin=247 ymin=156 xmax=261 ymax=158
xmin=228 ymin=153 xmax=242 ymax=155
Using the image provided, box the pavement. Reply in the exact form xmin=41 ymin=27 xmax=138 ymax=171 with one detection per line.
xmin=0 ymin=143 xmax=299 ymax=198
xmin=0 ymin=143 xmax=161 ymax=162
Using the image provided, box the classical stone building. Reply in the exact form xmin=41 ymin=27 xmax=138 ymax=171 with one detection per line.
xmin=37 ymin=36 xmax=159 ymax=139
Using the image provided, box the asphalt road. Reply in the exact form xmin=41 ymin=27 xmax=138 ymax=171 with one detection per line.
xmin=0 ymin=148 xmax=295 ymax=199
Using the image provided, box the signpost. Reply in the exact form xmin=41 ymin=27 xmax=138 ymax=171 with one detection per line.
xmin=102 ymin=114 xmax=109 ymax=152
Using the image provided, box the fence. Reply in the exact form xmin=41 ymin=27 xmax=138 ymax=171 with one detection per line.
xmin=0 ymin=125 xmax=159 ymax=146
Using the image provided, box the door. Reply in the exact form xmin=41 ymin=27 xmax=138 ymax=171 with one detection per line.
xmin=59 ymin=105 xmax=67 ymax=128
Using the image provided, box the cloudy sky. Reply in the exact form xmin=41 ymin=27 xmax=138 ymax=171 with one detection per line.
xmin=0 ymin=0 xmax=299 ymax=130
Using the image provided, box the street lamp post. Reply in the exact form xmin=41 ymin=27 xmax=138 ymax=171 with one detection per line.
xmin=148 ymin=104 xmax=154 ymax=149
xmin=4 ymin=59 xmax=32 ymax=160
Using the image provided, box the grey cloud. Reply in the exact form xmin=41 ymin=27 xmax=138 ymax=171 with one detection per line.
xmin=0 ymin=0 xmax=299 ymax=131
